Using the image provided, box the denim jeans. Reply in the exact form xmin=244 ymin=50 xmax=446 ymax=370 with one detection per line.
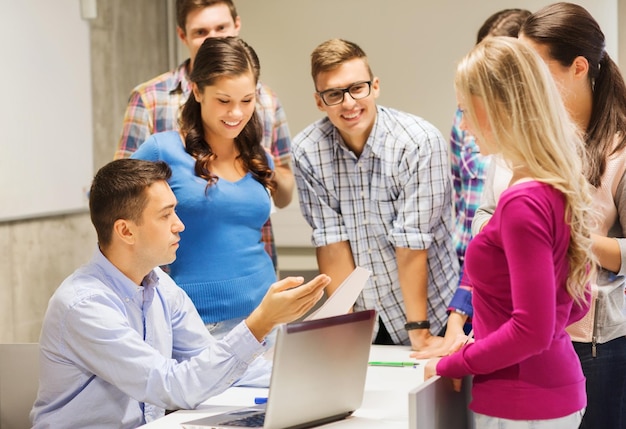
xmin=573 ymin=336 xmax=626 ymax=429
xmin=474 ymin=409 xmax=584 ymax=429
xmin=206 ymin=316 xmax=246 ymax=340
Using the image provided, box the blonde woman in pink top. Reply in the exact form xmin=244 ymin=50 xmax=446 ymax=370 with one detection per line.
xmin=423 ymin=36 xmax=596 ymax=428
xmin=470 ymin=4 xmax=626 ymax=428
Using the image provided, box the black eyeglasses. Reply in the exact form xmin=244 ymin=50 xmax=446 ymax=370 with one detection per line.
xmin=317 ymin=81 xmax=372 ymax=106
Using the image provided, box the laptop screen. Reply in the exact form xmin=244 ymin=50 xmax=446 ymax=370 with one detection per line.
xmin=265 ymin=310 xmax=376 ymax=428
xmin=181 ymin=309 xmax=376 ymax=429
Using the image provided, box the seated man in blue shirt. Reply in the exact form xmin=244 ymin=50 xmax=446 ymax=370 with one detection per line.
xmin=30 ymin=159 xmax=330 ymax=428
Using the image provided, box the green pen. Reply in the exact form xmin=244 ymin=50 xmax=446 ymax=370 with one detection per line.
xmin=368 ymin=361 xmax=419 ymax=367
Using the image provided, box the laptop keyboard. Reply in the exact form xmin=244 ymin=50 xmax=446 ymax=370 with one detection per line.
xmin=220 ymin=412 xmax=266 ymax=427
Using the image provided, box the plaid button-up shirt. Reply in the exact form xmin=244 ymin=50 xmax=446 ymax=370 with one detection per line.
xmin=292 ymin=106 xmax=458 ymax=344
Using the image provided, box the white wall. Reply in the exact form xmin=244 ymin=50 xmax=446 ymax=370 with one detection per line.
xmin=230 ymin=0 xmax=619 ymax=256
xmin=172 ymin=1 xmax=618 ymax=268
xmin=235 ymin=0 xmax=617 ymax=141
xmin=0 ymin=0 xmax=93 ymax=222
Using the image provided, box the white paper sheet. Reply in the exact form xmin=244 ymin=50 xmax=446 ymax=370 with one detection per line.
xmin=305 ymin=266 xmax=371 ymax=321
xmin=262 ymin=266 xmax=371 ymax=361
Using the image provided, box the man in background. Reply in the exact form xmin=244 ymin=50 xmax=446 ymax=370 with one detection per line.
xmin=116 ymin=0 xmax=294 ymax=269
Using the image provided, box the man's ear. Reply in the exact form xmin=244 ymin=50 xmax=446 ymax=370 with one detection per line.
xmin=371 ymin=76 xmax=381 ymax=99
xmin=315 ymin=93 xmax=326 ymax=112
xmin=176 ymin=26 xmax=187 ymax=45
xmin=113 ymin=219 xmax=135 ymax=245
xmin=233 ymin=16 xmax=242 ymax=35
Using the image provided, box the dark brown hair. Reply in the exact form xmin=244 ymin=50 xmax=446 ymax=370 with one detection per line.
xmin=89 ymin=159 xmax=172 ymax=247
xmin=476 ymin=8 xmax=531 ymax=44
xmin=180 ymin=37 xmax=275 ymax=194
xmin=175 ymin=0 xmax=237 ymax=31
xmin=521 ymin=2 xmax=626 ymax=187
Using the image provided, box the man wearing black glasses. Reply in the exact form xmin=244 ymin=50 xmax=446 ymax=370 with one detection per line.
xmin=292 ymin=38 xmax=458 ymax=351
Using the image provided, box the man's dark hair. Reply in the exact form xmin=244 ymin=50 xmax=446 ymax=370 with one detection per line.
xmin=89 ymin=159 xmax=171 ymax=247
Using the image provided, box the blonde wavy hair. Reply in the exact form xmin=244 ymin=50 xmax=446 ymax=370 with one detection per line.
xmin=456 ymin=36 xmax=596 ymax=305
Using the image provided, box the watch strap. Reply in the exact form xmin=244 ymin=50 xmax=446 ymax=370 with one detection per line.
xmin=404 ymin=320 xmax=430 ymax=330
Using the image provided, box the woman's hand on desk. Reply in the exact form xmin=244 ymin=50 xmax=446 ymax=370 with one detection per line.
xmin=424 ymin=358 xmax=464 ymax=393
xmin=424 ymin=357 xmax=440 ymax=381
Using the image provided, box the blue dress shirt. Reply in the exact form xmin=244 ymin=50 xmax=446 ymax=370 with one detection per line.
xmin=31 ymin=249 xmax=268 ymax=428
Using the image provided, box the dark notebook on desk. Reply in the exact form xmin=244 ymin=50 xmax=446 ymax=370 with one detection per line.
xmin=180 ymin=309 xmax=376 ymax=429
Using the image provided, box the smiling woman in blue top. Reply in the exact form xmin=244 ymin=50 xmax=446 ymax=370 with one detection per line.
xmin=132 ymin=36 xmax=277 ymax=338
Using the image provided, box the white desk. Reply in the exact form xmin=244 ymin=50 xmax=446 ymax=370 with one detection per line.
xmin=138 ymin=345 xmax=426 ymax=428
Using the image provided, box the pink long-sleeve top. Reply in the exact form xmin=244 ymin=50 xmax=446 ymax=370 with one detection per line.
xmin=437 ymin=181 xmax=590 ymax=420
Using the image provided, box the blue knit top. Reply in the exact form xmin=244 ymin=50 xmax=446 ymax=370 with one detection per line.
xmin=132 ymin=131 xmax=276 ymax=323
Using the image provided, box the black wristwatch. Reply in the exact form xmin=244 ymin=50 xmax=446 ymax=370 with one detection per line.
xmin=404 ymin=320 xmax=430 ymax=330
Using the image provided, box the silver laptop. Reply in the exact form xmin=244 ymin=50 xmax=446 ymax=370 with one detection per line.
xmin=181 ymin=309 xmax=376 ymax=429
